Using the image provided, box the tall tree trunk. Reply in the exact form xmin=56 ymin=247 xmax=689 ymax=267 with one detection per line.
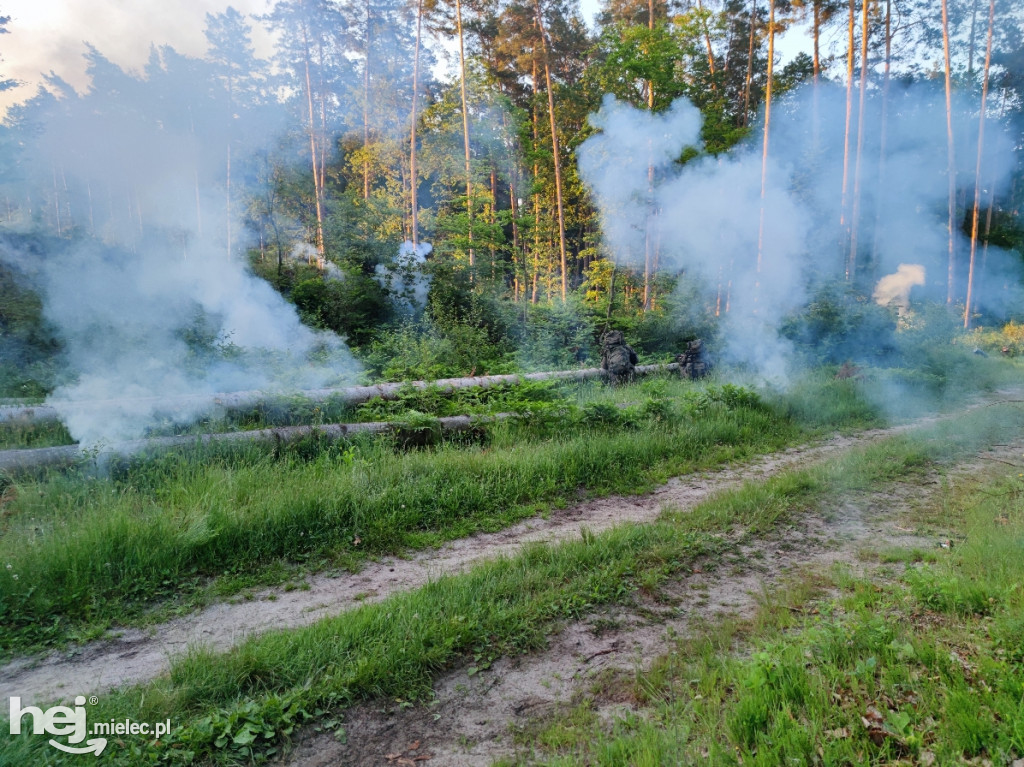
xmin=456 ymin=0 xmax=475 ymax=267
xmin=302 ymin=24 xmax=325 ymax=255
xmin=696 ymin=0 xmax=719 ymax=93
xmin=964 ymin=0 xmax=996 ymax=329
xmin=489 ymin=165 xmax=498 ymax=269
xmin=743 ymin=0 xmax=757 ymax=126
xmin=756 ymin=0 xmax=776 ymax=302
xmin=839 ymin=0 xmax=855 ymax=275
xmin=871 ymin=0 xmax=892 ymax=265
xmin=410 ymin=0 xmax=423 ymax=248
xmin=942 ymin=0 xmax=957 ymax=303
xmin=363 ymin=0 xmax=371 ymax=201
xmin=502 ymin=109 xmax=522 ymax=299
xmin=849 ymin=0 xmax=870 ymax=277
xmin=531 ymin=60 xmax=541 ymax=305
xmin=811 ymin=1 xmax=821 ymax=147
xmin=535 ymin=0 xmax=568 ymax=301
xmin=643 ymin=0 xmax=655 ymax=311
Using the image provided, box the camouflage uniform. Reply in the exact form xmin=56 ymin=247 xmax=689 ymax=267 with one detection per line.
xmin=601 ymin=330 xmax=638 ymax=385
xmin=677 ymin=339 xmax=711 ymax=380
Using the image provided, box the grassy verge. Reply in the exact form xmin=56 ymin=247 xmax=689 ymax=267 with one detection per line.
xmin=510 ymin=439 xmax=1024 ymax=765
xmin=2 ymin=403 xmax=1022 ymax=766
xmin=0 ymin=381 xmax=801 ymax=656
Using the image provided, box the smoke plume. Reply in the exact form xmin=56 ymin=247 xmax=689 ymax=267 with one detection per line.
xmin=0 ymin=61 xmax=360 ymax=445
xmin=578 ymin=82 xmax=1021 ymax=384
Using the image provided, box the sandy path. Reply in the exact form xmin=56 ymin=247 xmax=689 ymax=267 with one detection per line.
xmin=280 ymin=447 xmax=999 ymax=767
xmin=0 ymin=429 xmax=889 ymax=707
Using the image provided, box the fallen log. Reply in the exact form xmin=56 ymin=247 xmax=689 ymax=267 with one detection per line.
xmin=0 ymin=364 xmax=678 ymax=426
xmin=0 ymin=413 xmax=504 ymax=475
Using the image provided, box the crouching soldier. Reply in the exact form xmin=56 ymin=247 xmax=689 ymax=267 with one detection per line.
xmin=601 ymin=330 xmax=638 ymax=385
xmin=678 ymin=338 xmax=711 ymax=380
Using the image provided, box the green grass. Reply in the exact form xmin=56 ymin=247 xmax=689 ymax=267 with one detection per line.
xmin=0 ymin=383 xmax=798 ymax=656
xmin=2 ymin=403 xmax=1022 ymax=766
xmin=510 ymin=431 xmax=1024 ymax=766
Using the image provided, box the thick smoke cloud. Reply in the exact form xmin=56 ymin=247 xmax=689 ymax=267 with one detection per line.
xmin=578 ymin=82 xmax=1021 ymax=383
xmin=0 ymin=65 xmax=360 ymax=445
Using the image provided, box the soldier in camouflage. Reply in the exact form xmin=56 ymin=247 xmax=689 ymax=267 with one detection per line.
xmin=677 ymin=339 xmax=711 ymax=380
xmin=601 ymin=330 xmax=638 ymax=385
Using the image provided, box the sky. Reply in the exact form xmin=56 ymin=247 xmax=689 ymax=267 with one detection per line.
xmin=0 ymin=0 xmax=275 ymax=113
xmin=0 ymin=0 xmax=610 ymax=116
xmin=0 ymin=0 xmax=617 ymax=116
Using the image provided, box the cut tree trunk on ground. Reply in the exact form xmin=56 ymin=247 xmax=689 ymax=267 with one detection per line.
xmin=0 ymin=365 xmax=678 ymax=427
xmin=0 ymin=364 xmax=680 ymax=472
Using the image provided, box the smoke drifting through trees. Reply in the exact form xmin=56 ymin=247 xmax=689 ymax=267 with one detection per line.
xmin=0 ymin=0 xmax=1021 ymax=440
xmin=578 ymin=81 xmax=1020 ymax=381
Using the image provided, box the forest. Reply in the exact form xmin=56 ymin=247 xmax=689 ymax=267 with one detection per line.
xmin=0 ymin=0 xmax=1021 ymax=415
xmin=1 ymin=0 xmax=1024 ymax=765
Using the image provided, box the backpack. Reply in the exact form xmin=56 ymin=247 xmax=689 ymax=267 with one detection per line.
xmin=606 ymin=345 xmax=634 ymax=375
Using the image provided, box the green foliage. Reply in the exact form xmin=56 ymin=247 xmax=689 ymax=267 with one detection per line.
xmin=964 ymin=319 xmax=1024 ymax=357
xmin=514 ymin=428 xmax=1024 ymax=767
xmin=0 ymin=380 xmax=803 ymax=657
xmin=8 ymin=400 xmax=1024 ymax=766
xmin=780 ymin=282 xmax=898 ymax=366
xmin=515 ymin=299 xmax=598 ymax=370
xmin=0 ymin=258 xmax=63 ymax=398
xmin=291 ymin=272 xmax=390 ymax=348
xmin=360 ymin=317 xmax=515 ymax=381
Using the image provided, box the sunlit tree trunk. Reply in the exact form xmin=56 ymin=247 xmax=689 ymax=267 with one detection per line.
xmin=942 ymin=0 xmax=956 ymax=303
xmin=363 ymin=0 xmax=371 ymax=201
xmin=811 ymin=1 xmax=821 ymax=147
xmin=489 ymin=165 xmax=498 ymax=269
xmin=871 ymin=0 xmax=892 ymax=265
xmin=456 ymin=0 xmax=475 ymax=267
xmin=839 ymin=0 xmax=855 ymax=276
xmin=501 ymin=108 xmax=523 ymax=299
xmin=756 ymin=0 xmax=776 ymax=303
xmin=536 ymin=0 xmax=568 ymax=301
xmin=409 ymin=0 xmax=423 ymax=248
xmin=696 ymin=0 xmax=719 ymax=94
xmin=531 ymin=60 xmax=541 ymax=304
xmin=642 ymin=0 xmax=657 ymax=311
xmin=743 ymin=0 xmax=757 ymax=126
xmin=964 ymin=0 xmax=996 ymax=329
xmin=302 ymin=23 xmax=325 ymax=255
xmin=849 ymin=0 xmax=870 ymax=276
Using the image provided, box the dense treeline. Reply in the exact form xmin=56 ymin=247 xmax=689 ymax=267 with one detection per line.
xmin=0 ymin=0 xmax=1023 ymax=387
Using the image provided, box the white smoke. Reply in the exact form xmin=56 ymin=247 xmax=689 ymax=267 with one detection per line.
xmin=375 ymin=240 xmax=432 ymax=313
xmin=874 ymin=264 xmax=926 ymax=310
xmin=0 ymin=72 xmax=361 ymax=445
xmin=578 ymin=82 xmax=1021 ymax=384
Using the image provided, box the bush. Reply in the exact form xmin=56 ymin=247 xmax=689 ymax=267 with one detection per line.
xmin=291 ymin=272 xmax=389 ymax=347
xmin=515 ymin=298 xmax=598 ymax=370
xmin=964 ymin=320 xmax=1024 ymax=357
xmin=780 ymin=283 xmax=898 ymax=366
xmin=360 ymin=319 xmax=515 ymax=381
